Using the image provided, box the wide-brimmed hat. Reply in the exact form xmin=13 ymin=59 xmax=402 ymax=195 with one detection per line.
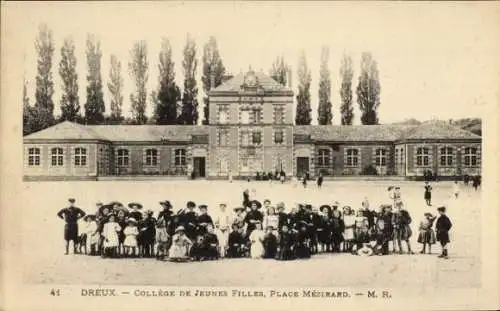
xmin=276 ymin=202 xmax=285 ymax=210
xmin=159 ymin=200 xmax=172 ymax=209
xmin=424 ymin=212 xmax=433 ymax=217
xmin=250 ymin=200 xmax=262 ymax=209
xmin=332 ymin=201 xmax=340 ymax=207
xmin=320 ymin=205 xmax=332 ymax=213
xmin=127 ymin=217 xmax=137 ymax=223
xmin=95 ymin=202 xmax=103 ymax=206
xmin=175 ymin=226 xmax=185 ymax=233
xmin=128 ymin=202 xmax=143 ymax=209
xmin=219 ymin=203 xmax=227 ymax=207
xmin=198 ymin=204 xmax=208 ymax=210
xmin=68 ymin=198 xmax=76 ymax=203
xmin=83 ymin=214 xmax=96 ymax=221
xmin=263 ymin=199 xmax=271 ymax=204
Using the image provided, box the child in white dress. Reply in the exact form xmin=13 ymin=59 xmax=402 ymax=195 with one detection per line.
xmin=123 ymin=218 xmax=139 ymax=257
xmin=452 ymin=181 xmax=460 ymax=199
xmin=249 ymin=222 xmax=265 ymax=258
xmin=85 ymin=215 xmax=99 ymax=255
xmin=343 ymin=207 xmax=356 ymax=252
xmin=102 ymin=215 xmax=121 ymax=258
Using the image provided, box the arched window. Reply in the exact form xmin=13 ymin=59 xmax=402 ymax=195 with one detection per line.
xmin=117 ymin=149 xmax=129 ymax=167
xmin=318 ymin=149 xmax=330 ymax=166
xmin=439 ymin=147 xmax=454 ymax=166
xmin=51 ymin=147 xmax=64 ymax=166
xmin=74 ymin=148 xmax=87 ymax=166
xmin=464 ymin=147 xmax=478 ymax=166
xmin=28 ymin=148 xmax=41 ymax=166
xmin=175 ymin=149 xmax=186 ymax=166
xmin=416 ymin=147 xmax=430 ymax=166
xmin=346 ymin=149 xmax=359 ymax=167
xmin=375 ymin=148 xmax=386 ymax=166
xmin=145 ymin=149 xmax=158 ymax=166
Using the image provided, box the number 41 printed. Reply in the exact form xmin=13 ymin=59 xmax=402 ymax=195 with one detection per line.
xmin=50 ymin=289 xmax=61 ymax=296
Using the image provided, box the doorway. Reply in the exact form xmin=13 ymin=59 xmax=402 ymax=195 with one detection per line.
xmin=296 ymin=157 xmax=309 ymax=177
xmin=193 ymin=157 xmax=206 ymax=178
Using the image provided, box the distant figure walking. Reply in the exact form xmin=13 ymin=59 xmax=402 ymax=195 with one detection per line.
xmin=424 ymin=182 xmax=432 ymax=206
xmin=452 ymin=180 xmax=460 ymax=199
xmin=302 ymin=174 xmax=308 ymax=188
xmin=57 ymin=198 xmax=86 ymax=255
xmin=317 ymin=173 xmax=323 ymax=189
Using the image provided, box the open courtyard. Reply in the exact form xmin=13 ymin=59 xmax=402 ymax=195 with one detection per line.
xmin=21 ymin=179 xmax=481 ymax=288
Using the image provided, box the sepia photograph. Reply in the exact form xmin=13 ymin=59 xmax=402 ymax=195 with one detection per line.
xmin=1 ymin=2 xmax=499 ymax=311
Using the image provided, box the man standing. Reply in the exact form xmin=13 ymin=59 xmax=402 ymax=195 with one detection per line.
xmin=214 ymin=203 xmax=231 ymax=258
xmin=57 ymin=198 xmax=86 ymax=255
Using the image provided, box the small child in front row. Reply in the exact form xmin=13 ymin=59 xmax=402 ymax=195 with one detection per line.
xmin=123 ymin=218 xmax=139 ymax=257
xmin=417 ymin=212 xmax=437 ymax=254
xmin=263 ymin=226 xmax=278 ymax=259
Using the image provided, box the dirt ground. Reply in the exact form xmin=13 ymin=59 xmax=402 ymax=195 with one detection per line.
xmin=21 ymin=180 xmax=481 ymax=287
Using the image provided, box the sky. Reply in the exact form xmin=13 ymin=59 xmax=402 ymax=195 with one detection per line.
xmin=2 ymin=2 xmax=499 ymax=125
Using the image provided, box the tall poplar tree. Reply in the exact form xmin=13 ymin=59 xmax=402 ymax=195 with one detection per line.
xmin=179 ymin=35 xmax=198 ymax=125
xmin=201 ymin=36 xmax=225 ymax=125
xmin=128 ymin=40 xmax=149 ymax=125
xmin=107 ymin=54 xmax=124 ymax=124
xmin=356 ymin=52 xmax=381 ymax=125
xmin=59 ymin=37 xmax=80 ymax=122
xmin=34 ymin=24 xmax=55 ymax=130
xmin=84 ymin=34 xmax=105 ymax=124
xmin=269 ymin=55 xmax=288 ymax=86
xmin=295 ymin=51 xmax=312 ymax=125
xmin=339 ymin=53 xmax=354 ymax=125
xmin=317 ymin=46 xmax=333 ymax=125
xmin=155 ymin=38 xmax=181 ymax=125
xmin=23 ymin=80 xmax=38 ymax=135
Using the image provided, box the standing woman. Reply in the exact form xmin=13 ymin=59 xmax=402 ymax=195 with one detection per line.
xmin=424 ymin=182 xmax=433 ymax=206
xmin=316 ymin=172 xmax=323 ymax=189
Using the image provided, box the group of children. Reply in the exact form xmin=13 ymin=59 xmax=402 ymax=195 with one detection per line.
xmin=56 ymin=184 xmax=454 ymax=261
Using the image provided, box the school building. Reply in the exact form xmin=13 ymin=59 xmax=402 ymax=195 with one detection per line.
xmin=23 ymin=70 xmax=482 ymax=181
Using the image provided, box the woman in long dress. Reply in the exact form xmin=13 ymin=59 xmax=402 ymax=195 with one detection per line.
xmin=102 ymin=215 xmax=121 ymax=258
xmin=249 ymin=222 xmax=265 ymax=258
xmin=342 ymin=207 xmax=356 ymax=252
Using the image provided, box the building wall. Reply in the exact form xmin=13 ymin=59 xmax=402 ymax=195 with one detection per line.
xmin=405 ymin=142 xmax=481 ymax=176
xmin=24 ymin=143 xmax=97 ymax=177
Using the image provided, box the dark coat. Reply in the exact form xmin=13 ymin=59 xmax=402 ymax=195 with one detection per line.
xmin=197 ymin=214 xmax=214 ymax=235
xmin=263 ymin=233 xmax=278 ymax=259
xmin=227 ymin=231 xmax=246 ymax=258
xmin=436 ymin=215 xmax=452 ymax=243
xmin=244 ymin=210 xmax=263 ymax=233
xmin=277 ymin=231 xmax=294 ymax=260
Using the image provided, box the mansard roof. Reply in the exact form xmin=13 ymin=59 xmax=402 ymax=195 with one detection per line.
xmin=209 ymin=70 xmax=293 ymax=96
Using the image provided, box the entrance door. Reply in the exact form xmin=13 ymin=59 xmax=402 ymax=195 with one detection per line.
xmin=193 ymin=157 xmax=206 ymax=178
xmin=296 ymin=157 xmax=309 ymax=177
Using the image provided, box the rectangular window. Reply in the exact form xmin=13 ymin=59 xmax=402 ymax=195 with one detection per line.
xmin=240 ymin=110 xmax=250 ymax=124
xmin=74 ymin=147 xmax=87 ymax=166
xmin=274 ymin=130 xmax=284 ymax=144
xmin=318 ymin=149 xmax=330 ymax=166
xmin=416 ymin=147 xmax=430 ymax=166
xmin=175 ymin=149 xmax=186 ymax=166
xmin=251 ymin=109 xmax=261 ymax=124
xmin=464 ymin=147 xmax=478 ymax=166
xmin=145 ymin=149 xmax=158 ymax=166
xmin=51 ymin=147 xmax=64 ymax=166
xmin=218 ymin=105 xmax=229 ymax=124
xmin=218 ymin=129 xmax=229 ymax=146
xmin=395 ymin=149 xmax=399 ymax=165
xmin=375 ymin=148 xmax=386 ymax=166
xmin=252 ymin=132 xmax=261 ymax=145
xmin=117 ymin=149 xmax=129 ymax=167
xmin=274 ymin=106 xmax=284 ymax=124
xmin=346 ymin=149 xmax=359 ymax=167
xmin=439 ymin=147 xmax=454 ymax=166
xmin=28 ymin=147 xmax=41 ymax=166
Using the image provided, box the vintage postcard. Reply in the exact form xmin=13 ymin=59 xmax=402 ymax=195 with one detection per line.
xmin=1 ymin=1 xmax=499 ymax=311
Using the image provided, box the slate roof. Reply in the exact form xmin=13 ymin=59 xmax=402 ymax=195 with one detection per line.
xmin=24 ymin=121 xmax=209 ymax=142
xmin=209 ymin=71 xmax=293 ymax=95
xmin=24 ymin=121 xmax=480 ymax=143
xmin=294 ymin=122 xmax=481 ymax=142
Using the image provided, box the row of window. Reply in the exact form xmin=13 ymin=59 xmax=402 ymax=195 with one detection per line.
xmin=315 ymin=147 xmax=479 ymax=168
xmin=28 ymin=147 xmax=87 ymax=167
xmin=27 ymin=147 xmax=188 ymax=167
xmin=230 ymin=130 xmax=284 ymax=147
xmin=116 ymin=149 xmax=186 ymax=167
xmin=218 ymin=105 xmax=286 ymax=124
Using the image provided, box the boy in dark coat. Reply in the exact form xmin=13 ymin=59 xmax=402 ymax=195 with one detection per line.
xmin=140 ymin=210 xmax=156 ymax=257
xmin=436 ymin=206 xmax=452 ymax=259
xmin=277 ymin=203 xmax=288 ymax=232
xmin=263 ymin=226 xmax=278 ymax=259
xmin=196 ymin=205 xmax=214 ymax=235
xmin=180 ymin=201 xmax=198 ymax=241
xmin=57 ymin=198 xmax=86 ymax=255
xmin=277 ymin=225 xmax=295 ymax=260
xmin=293 ymin=221 xmax=311 ymax=259
xmin=316 ymin=173 xmax=323 ymax=188
xmin=227 ymin=224 xmax=247 ymax=258
xmin=201 ymin=224 xmax=219 ymax=260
